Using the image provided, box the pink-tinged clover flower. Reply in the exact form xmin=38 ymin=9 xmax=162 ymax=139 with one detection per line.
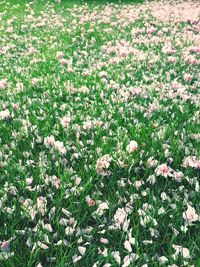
xmin=27 ymin=46 xmax=36 ymax=55
xmin=182 ymin=205 xmax=199 ymax=224
xmin=0 ymin=109 xmax=10 ymax=120
xmin=60 ymin=116 xmax=71 ymax=128
xmin=182 ymin=156 xmax=200 ymax=169
xmin=12 ymin=103 xmax=18 ymax=110
xmin=172 ymin=171 xmax=183 ymax=182
xmin=86 ymin=195 xmax=95 ymax=207
xmin=56 ymin=51 xmax=64 ymax=59
xmin=147 ymin=26 xmax=157 ymax=34
xmin=96 ymin=154 xmax=112 ymax=175
xmin=172 ymin=244 xmax=190 ymax=259
xmin=83 ymin=120 xmax=92 ymax=130
xmin=37 ymin=196 xmax=47 ymax=216
xmin=0 ymin=240 xmax=10 ymax=252
xmin=114 ymin=208 xmax=130 ymax=231
xmin=126 ymin=140 xmax=138 ymax=153
xmin=44 ymin=136 xmax=55 ymax=147
xmin=183 ymin=73 xmax=192 ymax=82
xmin=155 ymin=164 xmax=172 ymax=178
xmin=111 ymin=251 xmax=121 ymax=265
xmin=31 ymin=78 xmax=40 ymax=86
xmin=162 ymin=45 xmax=176 ymax=55
xmin=189 ymin=46 xmax=200 ymax=54
xmin=130 ymin=87 xmax=141 ymax=96
xmin=100 ymin=238 xmax=109 ymax=244
xmin=54 ymin=141 xmax=66 ymax=154
xmin=0 ymin=79 xmax=7 ymax=89
xmin=185 ymin=55 xmax=198 ymax=65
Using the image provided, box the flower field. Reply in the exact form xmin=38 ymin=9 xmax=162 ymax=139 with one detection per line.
xmin=0 ymin=0 xmax=200 ymax=266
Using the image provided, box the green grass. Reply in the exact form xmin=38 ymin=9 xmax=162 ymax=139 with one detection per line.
xmin=0 ymin=0 xmax=200 ymax=266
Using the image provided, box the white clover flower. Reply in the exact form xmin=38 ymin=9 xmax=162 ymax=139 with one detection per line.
xmin=182 ymin=205 xmax=199 ymax=224
xmin=111 ymin=251 xmax=121 ymax=265
xmin=126 ymin=140 xmax=138 ymax=153
xmin=44 ymin=136 xmax=55 ymax=147
xmin=95 ymin=202 xmax=109 ymax=216
xmin=0 ymin=79 xmax=7 ymax=89
xmin=60 ymin=116 xmax=71 ymax=128
xmin=96 ymin=154 xmax=112 ymax=175
xmin=172 ymin=245 xmax=190 ymax=259
xmin=54 ymin=141 xmax=66 ymax=154
xmin=156 ymin=164 xmax=172 ymax=178
xmin=159 ymin=256 xmax=168 ymax=264
xmin=114 ymin=208 xmax=130 ymax=231
xmin=124 ymin=240 xmax=132 ymax=252
xmin=78 ymin=246 xmax=86 ymax=256
xmin=0 ymin=109 xmax=10 ymax=120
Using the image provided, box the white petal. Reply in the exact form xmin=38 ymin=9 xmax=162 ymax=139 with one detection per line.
xmin=124 ymin=240 xmax=132 ymax=252
xmin=78 ymin=246 xmax=86 ymax=256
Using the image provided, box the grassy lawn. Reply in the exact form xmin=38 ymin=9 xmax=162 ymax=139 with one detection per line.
xmin=0 ymin=0 xmax=200 ymax=266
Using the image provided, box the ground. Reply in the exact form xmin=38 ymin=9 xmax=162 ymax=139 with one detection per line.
xmin=0 ymin=0 xmax=200 ymax=266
